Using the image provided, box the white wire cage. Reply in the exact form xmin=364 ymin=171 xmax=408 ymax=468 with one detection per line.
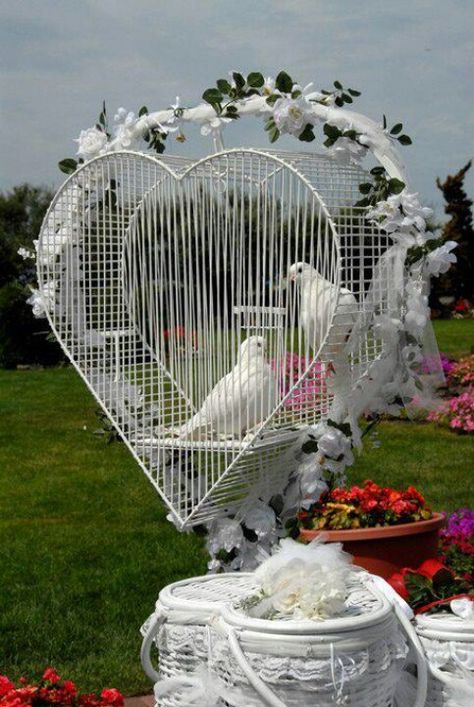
xmin=37 ymin=147 xmax=395 ymax=528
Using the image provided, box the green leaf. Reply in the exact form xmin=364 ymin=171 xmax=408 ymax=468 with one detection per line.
xmin=202 ymin=88 xmax=223 ymax=104
xmin=334 ymin=80 xmax=343 ymax=90
xmin=388 ymin=178 xmax=406 ymax=194
xmin=138 ymin=105 xmax=148 ymax=117
xmin=266 ymin=93 xmax=280 ymax=106
xmin=390 ymin=123 xmax=403 ymax=135
xmin=58 ymin=158 xmax=78 ymax=175
xmin=359 ymin=182 xmax=372 ymax=194
xmin=323 ymin=123 xmax=341 ymax=139
xmin=269 ymin=126 xmax=280 ymax=143
xmin=275 ymin=71 xmax=294 ymax=93
xmin=335 ymin=96 xmax=344 ymax=107
xmin=398 ymin=134 xmax=413 ymax=145
xmin=264 ymin=117 xmax=276 ymax=132
xmin=302 ymin=440 xmax=319 ymax=454
xmin=348 ymin=88 xmax=361 ymax=97
xmin=298 ymin=124 xmax=315 ymax=142
xmin=382 ymin=114 xmax=387 ymax=130
xmin=342 ymin=92 xmax=353 ymax=103
xmin=291 ymin=89 xmax=302 ymax=99
xmin=216 ymin=79 xmax=231 ymax=93
xmin=99 ymin=112 xmax=106 ymax=127
xmin=247 ymin=71 xmax=264 ymax=88
xmin=232 ymin=72 xmax=245 ymax=89
xmin=370 ymin=166 xmax=385 ymax=176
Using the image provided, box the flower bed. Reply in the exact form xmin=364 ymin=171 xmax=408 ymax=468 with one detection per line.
xmin=447 ymin=354 xmax=474 ymax=387
xmin=271 ymin=353 xmax=332 ymax=411
xmin=427 ymin=387 xmax=474 ymax=433
xmin=0 ymin=668 xmax=124 ymax=707
xmin=297 ymin=481 xmax=445 ymax=578
xmin=298 ymin=480 xmax=432 ymax=531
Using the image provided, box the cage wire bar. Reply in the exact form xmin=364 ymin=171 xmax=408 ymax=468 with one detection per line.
xmin=37 ymin=148 xmax=394 ymax=528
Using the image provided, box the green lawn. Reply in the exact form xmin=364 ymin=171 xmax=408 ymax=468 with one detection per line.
xmin=432 ymin=318 xmax=474 ymax=357
xmin=0 ymin=320 xmax=473 ymax=695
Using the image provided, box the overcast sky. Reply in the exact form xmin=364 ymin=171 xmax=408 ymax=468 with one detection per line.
xmin=1 ymin=0 xmax=473 ymax=216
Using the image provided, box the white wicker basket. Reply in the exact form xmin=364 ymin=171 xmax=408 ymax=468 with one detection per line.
xmin=415 ymin=610 xmax=474 ymax=706
xmin=208 ymin=574 xmax=427 ymax=706
xmin=140 ymin=573 xmax=258 ymax=706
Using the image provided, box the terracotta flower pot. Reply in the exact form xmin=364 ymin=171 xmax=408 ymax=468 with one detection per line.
xmin=299 ymin=512 xmax=446 ymax=579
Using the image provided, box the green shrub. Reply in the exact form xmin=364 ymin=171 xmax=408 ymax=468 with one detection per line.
xmin=0 ymin=281 xmax=63 ymax=368
xmin=0 ymin=184 xmax=65 ymax=368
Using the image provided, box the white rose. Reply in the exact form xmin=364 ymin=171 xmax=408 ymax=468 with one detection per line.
xmin=243 ymin=501 xmax=276 ymax=539
xmin=327 ymin=136 xmax=367 ymax=166
xmin=207 ymin=517 xmax=244 ymax=554
xmin=273 ymin=96 xmax=311 ymax=136
xmin=17 ymin=246 xmax=34 ymax=260
xmin=425 ymin=241 xmax=457 ymax=277
xmin=75 ymin=126 xmax=108 ymax=160
xmin=317 ymin=427 xmax=349 ymax=460
xmin=26 ymin=280 xmax=56 ymax=318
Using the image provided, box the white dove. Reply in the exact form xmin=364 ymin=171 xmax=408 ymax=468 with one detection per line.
xmin=289 ymin=262 xmax=358 ymax=355
xmin=177 ymin=336 xmax=278 ymax=440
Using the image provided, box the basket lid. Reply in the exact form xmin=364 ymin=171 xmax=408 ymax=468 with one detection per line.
xmin=219 ymin=571 xmax=393 ymax=637
xmin=157 ymin=572 xmax=259 ymax=615
xmin=416 ymin=611 xmax=474 ymax=638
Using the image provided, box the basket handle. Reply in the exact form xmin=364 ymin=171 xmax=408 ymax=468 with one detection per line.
xmin=227 ymin=627 xmax=288 ymax=707
xmin=393 ymin=604 xmax=428 ymax=707
xmin=141 ymin=610 xmax=166 ymax=683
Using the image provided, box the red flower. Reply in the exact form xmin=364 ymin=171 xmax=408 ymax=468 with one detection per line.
xmin=42 ymin=668 xmax=61 ymax=684
xmin=100 ymin=688 xmax=124 ymax=707
xmin=387 ymin=572 xmax=410 ymax=600
xmin=0 ymin=676 xmax=15 ymax=698
xmin=0 ymin=698 xmax=24 ymax=707
xmin=62 ymin=681 xmax=77 ymax=697
xmin=406 ymin=486 xmax=425 ymax=505
xmin=78 ymin=695 xmax=101 ymax=707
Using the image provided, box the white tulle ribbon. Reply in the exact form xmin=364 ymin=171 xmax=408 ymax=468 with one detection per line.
xmin=451 ymin=598 xmax=474 ymax=621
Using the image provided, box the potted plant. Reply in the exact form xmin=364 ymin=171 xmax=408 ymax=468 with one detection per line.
xmin=298 ymin=480 xmax=445 ymax=578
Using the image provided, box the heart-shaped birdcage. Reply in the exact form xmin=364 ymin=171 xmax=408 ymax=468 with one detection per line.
xmin=36 ymin=149 xmax=392 ymax=527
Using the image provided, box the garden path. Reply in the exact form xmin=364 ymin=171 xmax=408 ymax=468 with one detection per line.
xmin=124 ymin=695 xmax=154 ymax=706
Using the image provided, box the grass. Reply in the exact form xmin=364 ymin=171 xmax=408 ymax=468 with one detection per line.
xmin=432 ymin=318 xmax=474 ymax=357
xmin=0 ymin=367 xmax=207 ymax=695
xmin=0 ymin=319 xmax=473 ymax=694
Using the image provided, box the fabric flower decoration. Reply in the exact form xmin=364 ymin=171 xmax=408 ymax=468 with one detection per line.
xmin=26 ymin=280 xmax=56 ymax=318
xmin=75 ymin=126 xmax=108 ymax=160
xmin=327 ymin=136 xmax=368 ymax=166
xmin=253 ymin=537 xmax=352 ymax=620
xmin=206 ymin=517 xmax=244 ymax=554
xmin=243 ymin=501 xmax=276 ymax=539
xmin=200 ymin=116 xmax=232 ymax=139
xmin=424 ymin=241 xmax=457 ymax=277
xmin=273 ymin=95 xmax=312 ymax=137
